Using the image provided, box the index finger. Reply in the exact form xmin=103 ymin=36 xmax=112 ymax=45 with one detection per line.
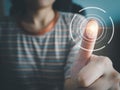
xmin=79 ymin=19 xmax=99 ymax=63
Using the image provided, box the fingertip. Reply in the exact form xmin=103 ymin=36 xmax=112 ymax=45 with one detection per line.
xmin=85 ymin=19 xmax=99 ymax=40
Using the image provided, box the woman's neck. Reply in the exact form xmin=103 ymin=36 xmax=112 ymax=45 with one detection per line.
xmin=33 ymin=6 xmax=55 ymax=27
xmin=21 ymin=6 xmax=56 ymax=34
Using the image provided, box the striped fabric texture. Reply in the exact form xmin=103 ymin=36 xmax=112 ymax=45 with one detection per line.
xmin=0 ymin=12 xmax=85 ymax=90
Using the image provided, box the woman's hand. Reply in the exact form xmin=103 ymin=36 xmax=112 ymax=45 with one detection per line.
xmin=64 ymin=20 xmax=120 ymax=90
xmin=77 ymin=55 xmax=120 ymax=90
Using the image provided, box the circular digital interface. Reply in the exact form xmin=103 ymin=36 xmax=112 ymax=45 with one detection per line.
xmin=70 ymin=7 xmax=114 ymax=52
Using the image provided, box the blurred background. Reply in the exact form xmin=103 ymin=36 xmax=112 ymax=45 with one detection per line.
xmin=0 ymin=0 xmax=120 ymax=71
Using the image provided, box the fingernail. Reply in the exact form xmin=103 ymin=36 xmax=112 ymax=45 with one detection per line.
xmin=85 ymin=20 xmax=98 ymax=39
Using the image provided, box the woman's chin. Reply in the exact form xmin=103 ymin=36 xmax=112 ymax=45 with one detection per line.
xmin=38 ymin=0 xmax=55 ymax=7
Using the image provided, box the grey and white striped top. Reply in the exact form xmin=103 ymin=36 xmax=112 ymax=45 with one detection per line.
xmin=0 ymin=12 xmax=84 ymax=90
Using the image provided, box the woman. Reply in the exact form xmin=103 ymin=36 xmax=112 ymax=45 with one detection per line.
xmin=0 ymin=0 xmax=120 ymax=90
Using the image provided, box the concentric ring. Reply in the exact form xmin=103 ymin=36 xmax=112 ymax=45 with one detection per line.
xmin=70 ymin=6 xmax=114 ymax=52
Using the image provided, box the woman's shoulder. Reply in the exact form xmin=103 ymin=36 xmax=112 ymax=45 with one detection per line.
xmin=59 ymin=11 xmax=85 ymax=20
xmin=0 ymin=16 xmax=16 ymax=26
xmin=0 ymin=16 xmax=18 ymax=31
xmin=58 ymin=11 xmax=85 ymax=26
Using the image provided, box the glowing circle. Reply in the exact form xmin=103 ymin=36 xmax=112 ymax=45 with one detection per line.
xmin=70 ymin=6 xmax=115 ymax=52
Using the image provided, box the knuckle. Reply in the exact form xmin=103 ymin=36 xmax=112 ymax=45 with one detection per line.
xmin=100 ymin=56 xmax=113 ymax=67
xmin=78 ymin=74 xmax=90 ymax=87
xmin=113 ymin=71 xmax=120 ymax=80
xmin=90 ymin=55 xmax=113 ymax=67
xmin=116 ymin=78 xmax=120 ymax=83
xmin=108 ymin=81 xmax=120 ymax=90
xmin=114 ymin=77 xmax=120 ymax=86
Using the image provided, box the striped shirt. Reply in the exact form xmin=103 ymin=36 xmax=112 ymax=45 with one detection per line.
xmin=0 ymin=12 xmax=85 ymax=90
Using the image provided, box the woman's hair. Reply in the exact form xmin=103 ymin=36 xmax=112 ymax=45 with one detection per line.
xmin=53 ymin=0 xmax=86 ymax=15
xmin=10 ymin=0 xmax=86 ymax=18
xmin=10 ymin=0 xmax=41 ymax=21
xmin=10 ymin=0 xmax=27 ymax=17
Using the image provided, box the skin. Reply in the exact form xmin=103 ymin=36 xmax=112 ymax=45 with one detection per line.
xmin=20 ymin=0 xmax=120 ymax=90
xmin=21 ymin=0 xmax=55 ymax=34
xmin=65 ymin=20 xmax=120 ymax=90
